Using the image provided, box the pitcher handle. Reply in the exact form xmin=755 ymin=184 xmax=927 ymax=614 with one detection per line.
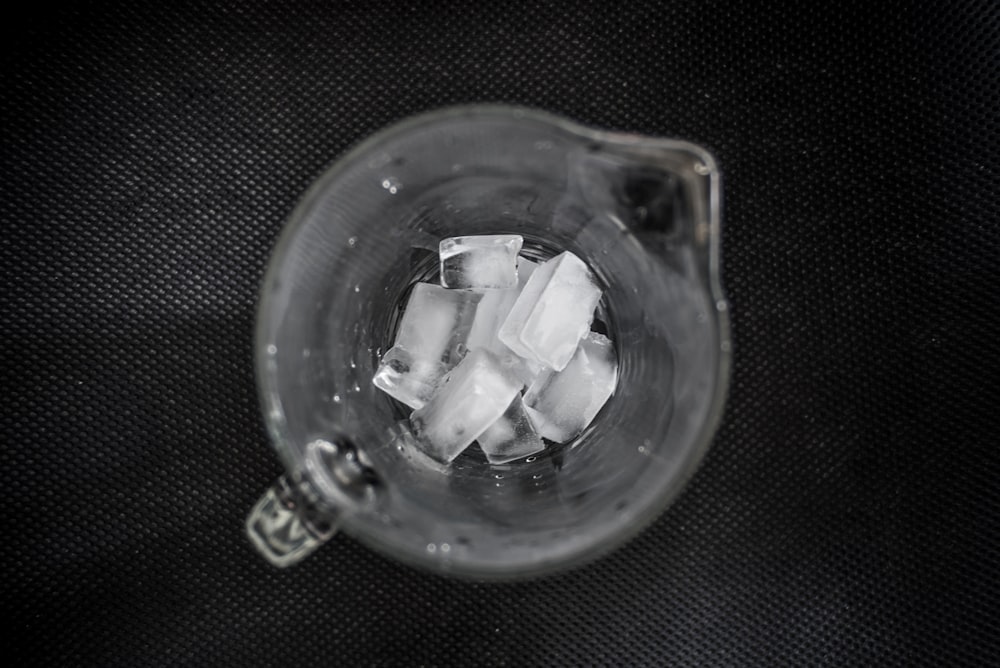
xmin=245 ymin=474 xmax=339 ymax=567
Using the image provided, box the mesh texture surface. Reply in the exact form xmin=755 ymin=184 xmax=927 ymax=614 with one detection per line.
xmin=3 ymin=1 xmax=999 ymax=665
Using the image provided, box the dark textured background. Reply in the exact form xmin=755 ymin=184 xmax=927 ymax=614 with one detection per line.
xmin=3 ymin=0 xmax=999 ymax=665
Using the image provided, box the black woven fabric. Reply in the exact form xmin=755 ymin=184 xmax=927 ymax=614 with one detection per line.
xmin=3 ymin=0 xmax=999 ymax=665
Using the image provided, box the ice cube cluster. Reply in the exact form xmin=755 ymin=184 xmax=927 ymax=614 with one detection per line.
xmin=372 ymin=235 xmax=618 ymax=465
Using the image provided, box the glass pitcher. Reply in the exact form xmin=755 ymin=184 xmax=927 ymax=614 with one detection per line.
xmin=246 ymin=106 xmax=730 ymax=578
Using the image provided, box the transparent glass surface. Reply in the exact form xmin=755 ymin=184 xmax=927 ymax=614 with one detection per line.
xmin=253 ymin=106 xmax=730 ymax=578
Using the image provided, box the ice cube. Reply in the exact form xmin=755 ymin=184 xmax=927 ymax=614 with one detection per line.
xmin=372 ymin=346 xmax=445 ymax=410
xmin=465 ymin=285 xmax=518 ymax=354
xmin=517 ymin=256 xmax=538 ymax=283
xmin=523 ymin=332 xmax=618 ymax=443
xmin=440 ymin=235 xmax=523 ymax=289
xmin=477 ymin=396 xmax=545 ymax=465
xmin=466 ymin=258 xmax=537 ymax=352
xmin=394 ymin=282 xmax=482 ymax=367
xmin=410 ymin=348 xmax=522 ymax=463
xmin=498 ymin=251 xmax=602 ymax=371
xmin=497 ymin=353 xmax=543 ymax=389
xmin=385 ymin=420 xmax=451 ymax=474
xmin=465 ymin=258 xmax=540 ymax=387
xmin=372 ymin=282 xmax=481 ymax=409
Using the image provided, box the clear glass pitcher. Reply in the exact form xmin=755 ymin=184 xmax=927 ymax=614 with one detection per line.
xmin=246 ymin=106 xmax=730 ymax=578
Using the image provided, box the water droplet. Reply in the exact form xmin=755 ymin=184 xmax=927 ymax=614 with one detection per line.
xmin=266 ymin=344 xmax=277 ymax=355
xmin=638 ymin=445 xmax=647 ymax=454
xmin=381 ymin=177 xmax=401 ymax=194
xmin=301 ymin=349 xmax=311 ymax=359
xmin=353 ymin=383 xmax=361 ymax=392
xmin=354 ymin=285 xmax=360 ymax=293
xmin=716 ymin=300 xmax=728 ymax=312
xmin=426 ymin=543 xmax=437 ymax=554
xmin=333 ymin=394 xmax=342 ymax=403
xmin=694 ymin=162 xmax=710 ymax=175
xmin=440 ymin=543 xmax=451 ymax=554
xmin=494 ymin=473 xmax=504 ymax=479
xmin=350 ymin=360 xmax=357 ymax=369
xmin=525 ymin=456 xmax=537 ymax=463
xmin=532 ymin=474 xmax=542 ymax=480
